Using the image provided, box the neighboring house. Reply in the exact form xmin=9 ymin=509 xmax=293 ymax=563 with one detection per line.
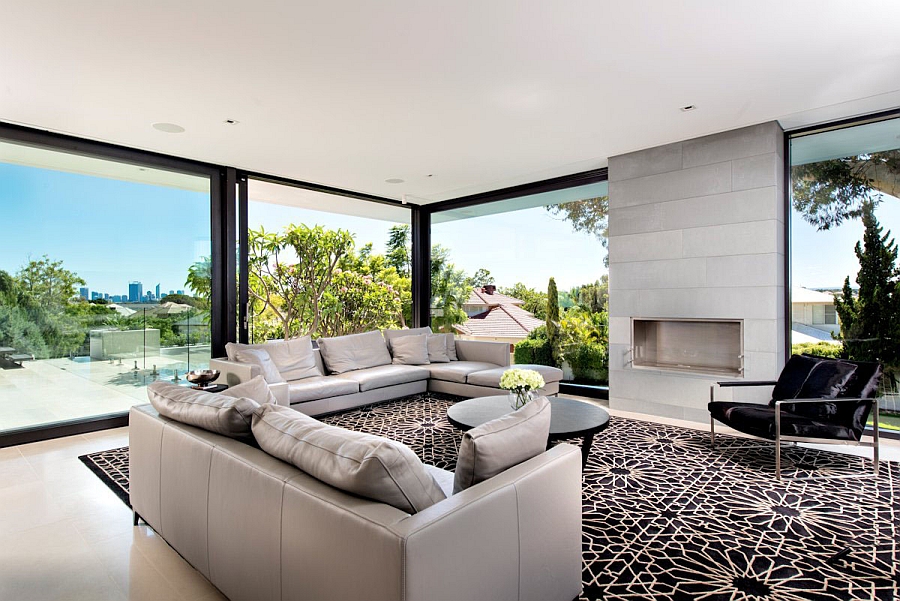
xmin=791 ymin=287 xmax=840 ymax=344
xmin=454 ymin=285 xmax=544 ymax=348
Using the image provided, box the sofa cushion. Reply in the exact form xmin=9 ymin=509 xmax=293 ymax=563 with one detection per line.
xmin=425 ymin=464 xmax=454 ymax=498
xmin=391 ymin=334 xmax=430 ymax=365
xmin=771 ymin=354 xmax=822 ymax=401
xmin=709 ymin=401 xmax=858 ymax=441
xmin=317 ymin=331 xmax=392 ymax=374
xmin=147 ymin=381 xmax=259 ymax=442
xmin=251 ymin=404 xmax=446 ymax=513
xmin=334 ymin=364 xmax=430 ymax=392
xmin=426 ymin=334 xmax=451 ymax=363
xmin=839 ymin=360 xmax=882 ymax=399
xmin=382 ymin=326 xmax=432 ymax=352
xmin=231 ymin=348 xmax=286 ymax=385
xmin=453 ymin=396 xmax=552 ymax=494
xmin=426 ymin=361 xmax=500 ymax=384
xmin=439 ymin=333 xmax=459 ymax=361
xmin=781 ymin=360 xmax=857 ymax=420
xmin=220 ymin=375 xmax=278 ymax=405
xmin=466 ymin=364 xmax=564 ymax=388
xmin=287 ymin=376 xmax=359 ymax=404
xmin=226 ymin=337 xmax=321 ymax=381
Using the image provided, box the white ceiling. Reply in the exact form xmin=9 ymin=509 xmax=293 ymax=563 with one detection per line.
xmin=2 ymin=1 xmax=899 ymax=204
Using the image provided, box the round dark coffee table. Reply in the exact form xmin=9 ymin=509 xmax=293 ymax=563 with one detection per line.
xmin=446 ymin=395 xmax=609 ymax=468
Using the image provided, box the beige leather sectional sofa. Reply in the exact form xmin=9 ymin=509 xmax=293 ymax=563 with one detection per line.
xmin=210 ymin=329 xmax=563 ymax=416
xmin=129 ymin=403 xmax=584 ymax=601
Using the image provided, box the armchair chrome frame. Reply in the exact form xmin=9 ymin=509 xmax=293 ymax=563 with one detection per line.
xmin=710 ymin=382 xmax=880 ymax=480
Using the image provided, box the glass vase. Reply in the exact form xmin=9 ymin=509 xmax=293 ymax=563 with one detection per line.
xmin=508 ymin=389 xmax=535 ymax=410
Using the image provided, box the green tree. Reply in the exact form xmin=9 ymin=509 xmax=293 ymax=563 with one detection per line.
xmin=572 ymin=276 xmax=608 ymax=314
xmin=430 ymin=245 xmax=470 ymax=332
xmin=16 ymin=255 xmax=84 ymax=308
xmin=470 ymin=268 xmax=494 ymax=288
xmin=546 ymin=277 xmax=560 ymax=365
xmin=499 ymin=283 xmax=548 ymax=320
xmin=185 ymin=256 xmax=212 ymax=309
xmin=385 ymin=224 xmax=411 ymax=279
xmin=546 ymin=196 xmax=609 ymax=264
xmin=792 ymin=150 xmax=900 ymax=230
xmin=834 ymin=201 xmax=900 ymax=373
xmin=248 ymin=224 xmax=356 ymax=339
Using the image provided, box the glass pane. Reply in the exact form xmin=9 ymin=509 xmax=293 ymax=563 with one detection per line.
xmin=790 ymin=116 xmax=900 ymax=434
xmin=431 ymin=182 xmax=609 ymax=388
xmin=0 ymin=140 xmax=211 ymax=434
xmin=247 ymin=179 xmax=411 ymax=341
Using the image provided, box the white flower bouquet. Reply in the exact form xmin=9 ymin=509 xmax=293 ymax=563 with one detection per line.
xmin=499 ymin=368 xmax=545 ymax=409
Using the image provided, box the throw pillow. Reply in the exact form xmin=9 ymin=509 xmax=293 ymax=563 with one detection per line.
xmin=220 ymin=375 xmax=278 ymax=405
xmin=233 ymin=348 xmax=287 ymax=385
xmin=251 ymin=404 xmax=446 ymax=513
xmin=225 ymin=337 xmax=321 ymax=381
xmin=453 ymin=396 xmax=552 ymax=494
xmin=317 ymin=331 xmax=392 ymax=374
xmin=426 ymin=334 xmax=450 ymax=363
xmin=382 ymin=326 xmax=432 ymax=352
xmin=770 ymin=354 xmax=822 ymax=402
xmin=391 ymin=334 xmax=431 ymax=365
xmin=147 ymin=381 xmax=259 ymax=441
xmin=442 ymin=333 xmax=459 ymax=361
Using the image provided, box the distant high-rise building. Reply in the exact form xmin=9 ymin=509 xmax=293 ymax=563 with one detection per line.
xmin=155 ymin=284 xmax=161 ymax=300
xmin=177 ymin=290 xmax=184 ymax=295
xmin=91 ymin=291 xmax=101 ymax=300
xmin=169 ymin=290 xmax=175 ymax=296
xmin=104 ymin=293 xmax=110 ymax=300
xmin=160 ymin=293 xmax=167 ymax=299
xmin=129 ymin=281 xmax=142 ymax=303
xmin=79 ymin=287 xmax=89 ymax=300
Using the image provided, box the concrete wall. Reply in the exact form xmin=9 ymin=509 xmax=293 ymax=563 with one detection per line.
xmin=607 ymin=121 xmax=786 ymax=422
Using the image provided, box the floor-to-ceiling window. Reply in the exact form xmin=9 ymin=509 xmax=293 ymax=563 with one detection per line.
xmin=243 ymin=179 xmax=411 ymax=341
xmin=789 ymin=115 xmax=900 ymax=434
xmin=0 ymin=138 xmax=212 ymax=437
xmin=430 ymin=181 xmax=609 ymax=393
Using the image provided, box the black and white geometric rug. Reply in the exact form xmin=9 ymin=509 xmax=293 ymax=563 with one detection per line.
xmin=81 ymin=393 xmax=899 ymax=600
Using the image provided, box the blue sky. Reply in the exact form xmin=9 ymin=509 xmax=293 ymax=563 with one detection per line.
xmin=2 ymin=161 xmax=898 ymax=297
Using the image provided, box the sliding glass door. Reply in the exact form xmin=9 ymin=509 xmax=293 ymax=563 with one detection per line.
xmin=0 ymin=137 xmax=213 ymax=437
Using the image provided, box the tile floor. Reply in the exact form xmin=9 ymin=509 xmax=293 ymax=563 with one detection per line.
xmin=1 ymin=408 xmax=897 ymax=600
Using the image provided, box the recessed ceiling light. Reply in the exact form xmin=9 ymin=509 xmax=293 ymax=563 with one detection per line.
xmin=152 ymin=122 xmax=185 ymax=133
xmin=224 ymin=119 xmax=239 ymax=125
xmin=426 ymin=174 xmax=434 ymax=178
xmin=385 ymin=178 xmax=404 ymax=184
xmin=680 ymin=105 xmax=697 ymax=112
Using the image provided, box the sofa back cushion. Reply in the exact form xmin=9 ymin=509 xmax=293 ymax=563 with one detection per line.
xmin=220 ymin=375 xmax=278 ymax=405
xmin=391 ymin=334 xmax=431 ymax=365
xmin=382 ymin=327 xmax=433 ymax=352
xmin=232 ymin=348 xmax=286 ymax=384
xmin=317 ymin=331 xmax=392 ymax=374
xmin=147 ymin=381 xmax=259 ymax=442
xmin=426 ymin=334 xmax=451 ymax=363
xmin=453 ymin=396 xmax=552 ymax=494
xmin=839 ymin=360 xmax=882 ymax=399
xmin=251 ymin=404 xmax=446 ymax=513
xmin=226 ymin=337 xmax=321 ymax=381
xmin=780 ymin=359 xmax=858 ymax=421
xmin=771 ymin=354 xmax=822 ymax=401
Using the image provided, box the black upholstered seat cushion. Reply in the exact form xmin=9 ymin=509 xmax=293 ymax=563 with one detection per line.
xmin=708 ymin=401 xmax=859 ymax=441
xmin=770 ymin=354 xmax=821 ymax=401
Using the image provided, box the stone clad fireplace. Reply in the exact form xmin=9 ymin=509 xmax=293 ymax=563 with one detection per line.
xmin=607 ymin=121 xmax=786 ymax=422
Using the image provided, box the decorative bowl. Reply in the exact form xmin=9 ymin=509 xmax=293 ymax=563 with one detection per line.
xmin=186 ymin=369 xmax=220 ymax=387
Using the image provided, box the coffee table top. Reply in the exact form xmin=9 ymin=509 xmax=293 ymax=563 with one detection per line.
xmin=447 ymin=395 xmax=610 ymax=440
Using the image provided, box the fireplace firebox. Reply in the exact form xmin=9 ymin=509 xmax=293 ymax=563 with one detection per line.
xmin=630 ymin=318 xmax=743 ymax=377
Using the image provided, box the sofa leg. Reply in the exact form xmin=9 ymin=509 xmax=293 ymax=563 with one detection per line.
xmin=133 ymin=511 xmax=141 ymax=526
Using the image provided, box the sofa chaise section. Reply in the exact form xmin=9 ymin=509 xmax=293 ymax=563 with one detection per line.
xmin=129 ymin=404 xmax=583 ymax=601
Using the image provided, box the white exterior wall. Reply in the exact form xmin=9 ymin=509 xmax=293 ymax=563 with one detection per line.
xmin=607 ymin=121 xmax=786 ymax=423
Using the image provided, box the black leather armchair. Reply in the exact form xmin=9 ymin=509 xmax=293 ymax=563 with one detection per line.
xmin=708 ymin=355 xmax=882 ymax=479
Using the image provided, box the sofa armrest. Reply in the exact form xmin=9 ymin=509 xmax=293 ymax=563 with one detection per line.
xmin=392 ymin=444 xmax=582 ymax=601
xmin=209 ymin=358 xmax=289 ymax=406
xmin=454 ymin=339 xmax=510 ymax=367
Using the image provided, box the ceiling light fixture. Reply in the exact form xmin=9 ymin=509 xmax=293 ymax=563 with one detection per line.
xmin=224 ymin=119 xmax=239 ymax=124
xmin=385 ymin=178 xmax=404 ymax=184
xmin=152 ymin=122 xmax=185 ymax=133
xmin=680 ymin=105 xmax=697 ymax=112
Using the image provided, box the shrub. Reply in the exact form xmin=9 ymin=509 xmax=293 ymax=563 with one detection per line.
xmin=565 ymin=341 xmax=609 ymax=384
xmin=514 ymin=338 xmax=554 ymax=366
xmin=792 ymin=341 xmax=843 ymax=359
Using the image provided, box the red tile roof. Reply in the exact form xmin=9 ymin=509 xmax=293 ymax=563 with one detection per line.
xmin=454 ymin=304 xmax=544 ymax=338
xmin=464 ymin=287 xmax=524 ymax=307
